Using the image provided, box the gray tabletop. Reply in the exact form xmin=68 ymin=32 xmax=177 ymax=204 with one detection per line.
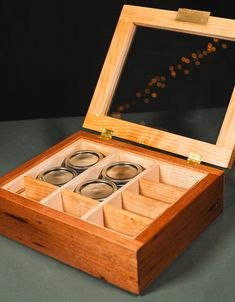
xmin=0 ymin=115 xmax=235 ymax=302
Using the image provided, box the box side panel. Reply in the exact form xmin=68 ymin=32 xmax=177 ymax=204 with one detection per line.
xmin=0 ymin=194 xmax=139 ymax=294
xmin=137 ymin=174 xmax=224 ymax=292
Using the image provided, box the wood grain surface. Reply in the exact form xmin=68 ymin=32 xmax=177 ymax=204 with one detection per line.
xmin=0 ymin=188 xmax=142 ymax=293
xmin=24 ymin=176 xmax=57 ymax=202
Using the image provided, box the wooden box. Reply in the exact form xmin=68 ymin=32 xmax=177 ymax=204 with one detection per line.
xmin=0 ymin=5 xmax=235 ymax=294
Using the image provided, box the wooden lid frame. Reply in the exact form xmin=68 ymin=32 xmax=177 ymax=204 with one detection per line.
xmin=84 ymin=5 xmax=235 ymax=168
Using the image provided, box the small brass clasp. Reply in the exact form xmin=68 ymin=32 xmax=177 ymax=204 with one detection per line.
xmin=100 ymin=128 xmax=114 ymax=140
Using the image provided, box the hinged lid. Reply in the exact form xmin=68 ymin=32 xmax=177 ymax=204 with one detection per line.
xmin=83 ymin=5 xmax=235 ymax=168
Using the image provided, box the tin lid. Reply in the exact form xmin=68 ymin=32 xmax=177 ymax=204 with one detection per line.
xmin=37 ymin=167 xmax=77 ymax=186
xmin=102 ymin=162 xmax=143 ymax=185
xmin=64 ymin=150 xmax=104 ymax=171
xmin=83 ymin=5 xmax=235 ymax=168
xmin=74 ymin=179 xmax=117 ymax=201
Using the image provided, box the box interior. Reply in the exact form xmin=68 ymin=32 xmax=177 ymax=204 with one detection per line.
xmin=1 ymin=138 xmax=208 ymax=238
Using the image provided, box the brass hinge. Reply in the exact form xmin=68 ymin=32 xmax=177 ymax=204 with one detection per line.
xmin=187 ymin=152 xmax=202 ymax=166
xmin=100 ymin=128 xmax=113 ymax=140
xmin=176 ymin=8 xmax=211 ymax=24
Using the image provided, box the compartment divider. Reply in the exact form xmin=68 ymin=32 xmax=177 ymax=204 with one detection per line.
xmin=61 ymin=189 xmax=99 ymax=218
xmin=42 ymin=193 xmax=64 ymax=211
xmin=24 ymin=176 xmax=57 ymax=202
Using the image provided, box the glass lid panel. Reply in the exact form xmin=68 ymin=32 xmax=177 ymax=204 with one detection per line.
xmin=108 ymin=27 xmax=235 ymax=144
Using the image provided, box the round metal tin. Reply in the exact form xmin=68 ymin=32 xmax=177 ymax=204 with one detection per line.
xmin=101 ymin=161 xmax=143 ymax=187
xmin=37 ymin=167 xmax=77 ymax=186
xmin=74 ymin=179 xmax=117 ymax=202
xmin=63 ymin=150 xmax=104 ymax=173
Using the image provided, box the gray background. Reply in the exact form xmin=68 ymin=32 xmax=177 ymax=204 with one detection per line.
xmin=0 ymin=115 xmax=235 ymax=302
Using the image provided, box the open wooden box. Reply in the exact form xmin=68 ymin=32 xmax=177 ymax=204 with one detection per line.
xmin=0 ymin=5 xmax=235 ymax=294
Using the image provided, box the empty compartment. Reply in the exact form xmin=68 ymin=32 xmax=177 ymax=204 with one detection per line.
xmin=103 ymin=204 xmax=153 ymax=237
xmin=84 ymin=195 xmax=153 ymax=237
xmin=62 ymin=190 xmax=99 ymax=217
xmin=121 ymin=190 xmax=170 ymax=219
xmin=113 ymin=163 xmax=186 ymax=211
xmin=139 ymin=178 xmax=187 ymax=205
xmin=157 ymin=162 xmax=207 ymax=189
xmin=42 ymin=189 xmax=99 ymax=218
